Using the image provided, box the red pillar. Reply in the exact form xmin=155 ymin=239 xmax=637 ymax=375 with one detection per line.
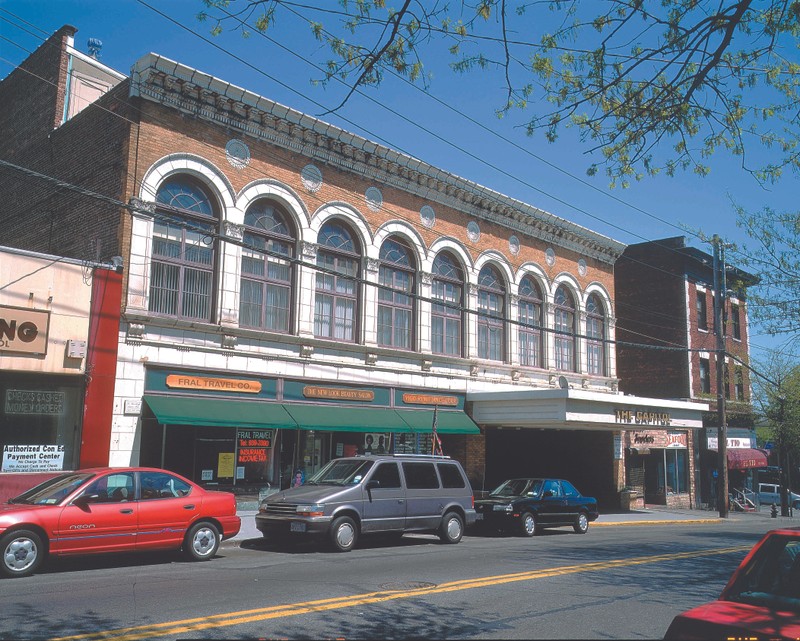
xmin=79 ymin=267 xmax=122 ymax=468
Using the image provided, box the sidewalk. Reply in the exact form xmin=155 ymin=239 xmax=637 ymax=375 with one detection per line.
xmin=223 ymin=504 xmax=799 ymax=546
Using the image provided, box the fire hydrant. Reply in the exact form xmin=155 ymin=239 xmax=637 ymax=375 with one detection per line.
xmin=771 ymin=503 xmax=778 ymax=518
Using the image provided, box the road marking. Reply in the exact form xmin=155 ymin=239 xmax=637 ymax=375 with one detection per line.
xmin=51 ymin=545 xmax=750 ymax=641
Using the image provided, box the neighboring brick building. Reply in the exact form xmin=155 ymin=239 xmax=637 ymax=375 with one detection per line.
xmin=0 ymin=26 xmax=707 ymax=509
xmin=615 ymin=236 xmax=759 ymax=508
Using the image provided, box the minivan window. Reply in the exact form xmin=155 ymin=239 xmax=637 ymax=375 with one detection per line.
xmin=437 ymin=463 xmax=466 ymax=488
xmin=308 ymin=459 xmax=374 ymax=486
xmin=371 ymin=463 xmax=402 ymax=488
xmin=402 ymin=462 xmax=440 ymax=489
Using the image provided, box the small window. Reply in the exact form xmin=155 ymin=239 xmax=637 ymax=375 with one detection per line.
xmin=699 ymin=358 xmax=711 ymax=394
xmin=370 ymin=463 xmax=402 ymax=489
xmin=140 ymin=471 xmax=192 ymax=500
xmin=731 ymin=303 xmax=741 ymax=340
xmin=402 ymin=462 xmax=440 ymax=489
xmin=437 ymin=463 xmax=466 ymax=489
xmin=696 ymin=291 xmax=708 ymax=330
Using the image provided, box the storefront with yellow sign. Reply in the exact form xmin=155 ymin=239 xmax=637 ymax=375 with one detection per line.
xmin=140 ymin=367 xmax=480 ymax=492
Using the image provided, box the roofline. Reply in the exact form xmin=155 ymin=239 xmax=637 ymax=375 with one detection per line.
xmin=128 ymin=53 xmax=626 ymax=264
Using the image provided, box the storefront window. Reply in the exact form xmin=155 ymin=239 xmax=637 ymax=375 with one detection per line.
xmin=0 ymin=374 xmax=83 ymax=473
xmin=665 ymin=449 xmax=688 ymax=494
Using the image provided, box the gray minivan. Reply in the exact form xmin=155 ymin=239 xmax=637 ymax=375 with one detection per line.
xmin=255 ymin=455 xmax=476 ymax=551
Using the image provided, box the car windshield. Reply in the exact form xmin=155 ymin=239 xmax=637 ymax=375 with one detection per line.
xmin=9 ymin=473 xmax=94 ymax=505
xmin=306 ymin=459 xmax=374 ymax=486
xmin=491 ymin=479 xmax=542 ymax=498
xmin=725 ymin=534 xmax=800 ymax=611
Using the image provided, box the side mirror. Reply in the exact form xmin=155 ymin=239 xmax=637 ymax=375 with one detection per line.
xmin=74 ymin=493 xmax=99 ymax=508
xmin=543 ymin=490 xmax=554 ymax=498
xmin=366 ymin=479 xmax=381 ymax=490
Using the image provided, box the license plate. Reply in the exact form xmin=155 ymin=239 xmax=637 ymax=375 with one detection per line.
xmin=475 ymin=513 xmax=483 ymax=521
xmin=290 ymin=522 xmax=307 ymax=533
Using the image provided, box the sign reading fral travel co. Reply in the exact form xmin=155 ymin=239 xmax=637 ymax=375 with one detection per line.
xmin=0 ymin=305 xmax=50 ymax=355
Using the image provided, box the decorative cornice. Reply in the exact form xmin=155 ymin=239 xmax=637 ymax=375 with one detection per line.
xmin=129 ymin=55 xmax=625 ymax=264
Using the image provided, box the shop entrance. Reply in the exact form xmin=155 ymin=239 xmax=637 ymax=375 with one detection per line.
xmin=485 ymin=428 xmax=616 ymax=509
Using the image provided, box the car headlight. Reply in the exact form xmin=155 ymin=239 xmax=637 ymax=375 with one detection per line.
xmin=296 ymin=504 xmax=325 ymax=517
xmin=493 ymin=504 xmax=513 ymax=512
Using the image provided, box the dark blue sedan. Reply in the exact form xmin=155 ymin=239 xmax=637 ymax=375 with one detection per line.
xmin=474 ymin=478 xmax=599 ymax=536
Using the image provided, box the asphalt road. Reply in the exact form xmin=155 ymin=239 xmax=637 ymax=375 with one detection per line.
xmin=0 ymin=517 xmax=786 ymax=640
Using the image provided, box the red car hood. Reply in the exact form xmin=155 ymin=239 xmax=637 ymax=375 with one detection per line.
xmin=0 ymin=502 xmax=52 ymax=515
xmin=665 ymin=599 xmax=800 ymax=640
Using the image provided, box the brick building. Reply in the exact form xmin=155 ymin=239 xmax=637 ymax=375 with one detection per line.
xmin=0 ymin=26 xmax=707 ymax=509
xmin=615 ymin=237 xmax=759 ymax=508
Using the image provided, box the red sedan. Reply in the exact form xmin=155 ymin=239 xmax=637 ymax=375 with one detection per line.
xmin=665 ymin=527 xmax=800 ymax=640
xmin=0 ymin=467 xmax=240 ymax=578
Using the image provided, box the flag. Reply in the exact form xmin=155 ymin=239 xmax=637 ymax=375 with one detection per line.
xmin=432 ymin=405 xmax=443 ymax=456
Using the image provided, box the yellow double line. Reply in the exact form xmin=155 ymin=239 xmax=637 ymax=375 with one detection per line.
xmin=53 ymin=545 xmax=749 ymax=641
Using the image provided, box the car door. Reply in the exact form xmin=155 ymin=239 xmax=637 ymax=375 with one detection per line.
xmin=361 ymin=462 xmax=406 ymax=532
xmin=135 ymin=471 xmax=196 ymax=551
xmin=402 ymin=462 xmax=442 ymax=530
xmin=54 ymin=471 xmax=138 ymax=554
xmin=539 ymin=479 xmax=566 ymax=525
xmin=560 ymin=480 xmax=585 ymax=522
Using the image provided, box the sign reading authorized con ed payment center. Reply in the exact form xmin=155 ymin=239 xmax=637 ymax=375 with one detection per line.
xmin=0 ymin=305 xmax=50 ymax=355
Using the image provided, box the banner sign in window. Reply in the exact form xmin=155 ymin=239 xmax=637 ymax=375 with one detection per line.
xmin=237 ymin=429 xmax=273 ymax=465
xmin=5 ymin=390 xmax=65 ymax=415
xmin=0 ymin=305 xmax=50 ymax=355
xmin=2 ymin=444 xmax=65 ymax=472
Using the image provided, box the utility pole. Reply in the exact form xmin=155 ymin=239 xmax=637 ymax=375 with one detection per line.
xmin=713 ymin=235 xmax=729 ymax=518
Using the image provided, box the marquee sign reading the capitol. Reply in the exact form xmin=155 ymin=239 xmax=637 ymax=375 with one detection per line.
xmin=615 ymin=409 xmax=672 ymax=425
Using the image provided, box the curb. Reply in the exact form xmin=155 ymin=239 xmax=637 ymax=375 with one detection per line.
xmin=593 ymin=518 xmax=723 ymax=527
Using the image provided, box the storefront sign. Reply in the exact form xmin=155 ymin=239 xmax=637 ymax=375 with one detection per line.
xmin=613 ymin=433 xmax=623 ymax=460
xmin=0 ymin=306 xmax=49 ymax=355
xmin=166 ymin=375 xmax=261 ymax=393
xmin=237 ymin=430 xmax=272 ymax=465
xmin=4 ymin=390 xmax=65 ymax=415
xmin=303 ymin=386 xmax=374 ymax=401
xmin=615 ymin=409 xmax=671 ymax=425
xmin=402 ymin=393 xmax=459 ymax=407
xmin=628 ymin=430 xmax=687 ymax=449
xmin=2 ymin=444 xmax=65 ymax=472
xmin=707 ymin=436 xmax=753 ymax=450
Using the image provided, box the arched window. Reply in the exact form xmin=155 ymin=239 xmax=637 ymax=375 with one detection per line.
xmin=149 ymin=177 xmax=217 ymax=321
xmin=378 ymin=237 xmax=415 ymax=349
xmin=314 ymin=221 xmax=360 ymax=342
xmin=431 ymin=252 xmax=463 ymax=356
xmin=554 ymin=285 xmax=577 ymax=372
xmin=477 ymin=265 xmax=505 ymax=361
xmin=586 ymin=294 xmax=606 ymax=375
xmin=239 ymin=200 xmax=295 ymax=332
xmin=518 ymin=276 xmax=543 ymax=368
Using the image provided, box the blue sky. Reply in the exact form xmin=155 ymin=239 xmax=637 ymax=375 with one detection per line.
xmin=1 ymin=0 xmax=797 ymax=363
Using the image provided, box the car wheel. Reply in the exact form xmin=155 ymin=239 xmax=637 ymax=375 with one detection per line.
xmin=573 ymin=512 xmax=589 ymax=534
xmin=184 ymin=521 xmax=220 ymax=561
xmin=520 ymin=511 xmax=537 ymax=537
xmin=1 ymin=529 xmax=44 ymax=578
xmin=330 ymin=516 xmax=358 ymax=552
xmin=439 ymin=511 xmax=464 ymax=544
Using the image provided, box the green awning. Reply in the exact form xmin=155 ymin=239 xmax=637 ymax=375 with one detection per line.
xmin=396 ymin=409 xmax=481 ymax=434
xmin=143 ymin=396 xmax=481 ymax=435
xmin=283 ymin=404 xmax=410 ymax=433
xmin=144 ymin=395 xmax=296 ymax=429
